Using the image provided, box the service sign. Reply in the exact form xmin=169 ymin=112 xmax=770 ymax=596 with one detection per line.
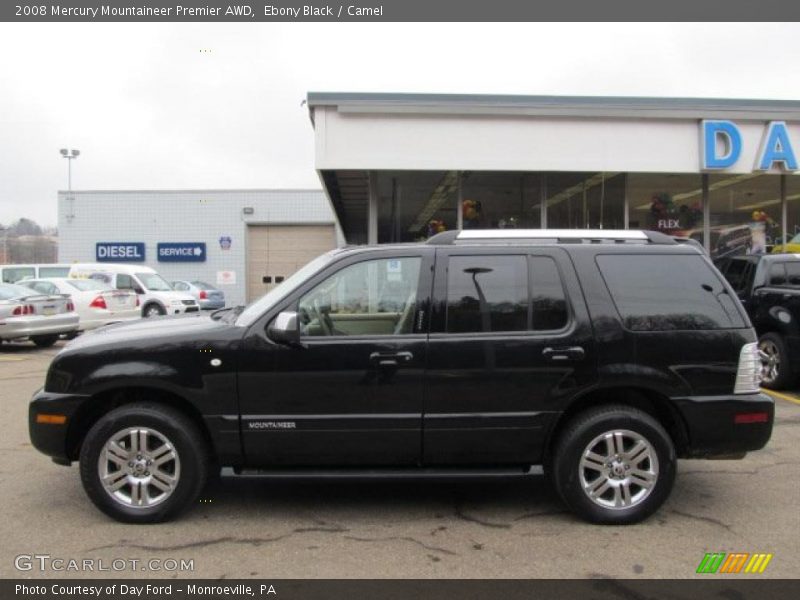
xmin=96 ymin=242 xmax=145 ymax=262
xmin=157 ymin=242 xmax=207 ymax=262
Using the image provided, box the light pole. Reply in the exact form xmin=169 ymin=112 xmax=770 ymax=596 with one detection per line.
xmin=60 ymin=148 xmax=79 ymax=223
xmin=59 ymin=148 xmax=80 ymax=192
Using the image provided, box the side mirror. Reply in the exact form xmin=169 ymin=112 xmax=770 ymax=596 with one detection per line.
xmin=267 ymin=311 xmax=301 ymax=346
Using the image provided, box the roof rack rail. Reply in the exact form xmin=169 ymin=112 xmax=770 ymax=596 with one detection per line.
xmin=426 ymin=229 xmax=679 ymax=245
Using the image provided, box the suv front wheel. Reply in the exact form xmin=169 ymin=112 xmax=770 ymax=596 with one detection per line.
xmin=79 ymin=403 xmax=210 ymax=523
xmin=551 ymin=405 xmax=676 ymax=525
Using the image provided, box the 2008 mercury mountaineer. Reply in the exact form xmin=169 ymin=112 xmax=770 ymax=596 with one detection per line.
xmin=29 ymin=230 xmax=774 ymax=524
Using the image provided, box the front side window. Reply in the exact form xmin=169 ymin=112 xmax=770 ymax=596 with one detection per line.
xmin=446 ymin=255 xmax=528 ymax=333
xmin=135 ymin=273 xmax=172 ymax=291
xmin=298 ymin=257 xmax=421 ymax=337
xmin=116 ymin=274 xmax=134 ymax=289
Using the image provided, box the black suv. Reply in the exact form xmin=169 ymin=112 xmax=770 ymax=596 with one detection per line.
xmin=717 ymin=253 xmax=800 ymax=389
xmin=29 ymin=230 xmax=773 ymax=525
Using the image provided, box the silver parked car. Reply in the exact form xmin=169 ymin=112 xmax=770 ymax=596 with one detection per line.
xmin=170 ymin=280 xmax=225 ymax=310
xmin=0 ymin=283 xmax=80 ymax=347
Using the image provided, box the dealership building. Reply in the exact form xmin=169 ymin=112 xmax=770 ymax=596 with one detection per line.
xmin=58 ymin=189 xmax=340 ymax=306
xmin=59 ymin=94 xmax=800 ymax=307
xmin=306 ymin=93 xmax=800 ymax=259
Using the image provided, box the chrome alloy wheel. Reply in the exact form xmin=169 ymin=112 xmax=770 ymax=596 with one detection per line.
xmin=759 ymin=340 xmax=780 ymax=385
xmin=579 ymin=429 xmax=659 ymax=510
xmin=98 ymin=427 xmax=181 ymax=509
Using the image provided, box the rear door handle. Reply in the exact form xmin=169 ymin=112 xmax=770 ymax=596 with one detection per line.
xmin=369 ymin=351 xmax=414 ymax=367
xmin=542 ymin=346 xmax=585 ymax=361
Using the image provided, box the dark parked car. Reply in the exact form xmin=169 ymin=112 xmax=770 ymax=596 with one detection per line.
xmin=717 ymin=253 xmax=800 ymax=389
xmin=29 ymin=230 xmax=772 ymax=525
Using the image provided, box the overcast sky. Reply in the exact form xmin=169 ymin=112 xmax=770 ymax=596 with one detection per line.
xmin=1 ymin=22 xmax=799 ymax=227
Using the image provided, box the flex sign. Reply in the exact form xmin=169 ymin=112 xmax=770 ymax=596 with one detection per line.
xmin=96 ymin=242 xmax=145 ymax=262
xmin=157 ymin=242 xmax=206 ymax=262
xmin=702 ymin=120 xmax=798 ymax=171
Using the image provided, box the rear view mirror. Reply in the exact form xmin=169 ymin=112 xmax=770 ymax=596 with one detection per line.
xmin=267 ymin=311 xmax=301 ymax=346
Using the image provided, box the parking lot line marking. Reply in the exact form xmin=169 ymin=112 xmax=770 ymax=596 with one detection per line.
xmin=762 ymin=389 xmax=800 ymax=406
xmin=0 ymin=356 xmax=27 ymax=362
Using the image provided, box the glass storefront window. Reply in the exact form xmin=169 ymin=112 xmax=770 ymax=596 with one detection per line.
xmin=708 ymin=174 xmax=781 ymax=260
xmin=376 ymin=171 xmax=457 ymax=243
xmin=546 ymin=172 xmax=624 ymax=229
xmin=460 ymin=172 xmax=542 ymax=230
xmin=784 ymin=175 xmax=800 ymax=252
xmin=627 ymin=173 xmax=703 ymax=239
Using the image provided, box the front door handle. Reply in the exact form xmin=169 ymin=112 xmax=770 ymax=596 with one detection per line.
xmin=542 ymin=346 xmax=585 ymax=361
xmin=369 ymin=351 xmax=414 ymax=367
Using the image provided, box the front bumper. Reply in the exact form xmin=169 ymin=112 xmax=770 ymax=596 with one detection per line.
xmin=673 ymin=392 xmax=774 ymax=458
xmin=29 ymin=388 xmax=92 ymax=463
xmin=0 ymin=314 xmax=80 ymax=340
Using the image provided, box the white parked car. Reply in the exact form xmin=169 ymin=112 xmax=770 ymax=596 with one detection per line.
xmin=17 ymin=278 xmax=140 ymax=332
xmin=0 ymin=283 xmax=79 ymax=347
xmin=67 ymin=264 xmax=199 ymax=318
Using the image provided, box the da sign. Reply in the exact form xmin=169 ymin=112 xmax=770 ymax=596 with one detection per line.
xmin=702 ymin=120 xmax=798 ymax=172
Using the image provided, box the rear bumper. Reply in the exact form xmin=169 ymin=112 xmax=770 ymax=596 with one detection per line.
xmin=0 ymin=314 xmax=80 ymax=340
xmin=28 ymin=388 xmax=91 ymax=463
xmin=673 ymin=392 xmax=774 ymax=458
xmin=199 ymin=298 xmax=225 ymax=310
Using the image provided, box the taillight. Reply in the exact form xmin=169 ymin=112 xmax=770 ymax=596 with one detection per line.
xmin=734 ymin=342 xmax=762 ymax=394
xmin=89 ymin=296 xmax=107 ymax=309
xmin=135 ymin=296 xmax=140 ymax=307
xmin=66 ymin=301 xmax=75 ymax=312
xmin=199 ymin=290 xmax=208 ymax=299
xmin=734 ymin=412 xmax=769 ymax=424
xmin=12 ymin=304 xmax=34 ymax=315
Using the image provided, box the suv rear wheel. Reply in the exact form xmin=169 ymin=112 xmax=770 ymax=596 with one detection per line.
xmin=79 ymin=403 xmax=210 ymax=523
xmin=758 ymin=332 xmax=793 ymax=390
xmin=551 ymin=405 xmax=676 ymax=524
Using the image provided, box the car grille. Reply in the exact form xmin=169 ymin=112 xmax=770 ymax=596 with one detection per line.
xmin=181 ymin=300 xmax=196 ymax=305
xmin=185 ymin=306 xmax=200 ymax=313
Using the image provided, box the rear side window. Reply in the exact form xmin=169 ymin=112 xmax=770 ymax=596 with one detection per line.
xmin=769 ymin=263 xmax=787 ymax=286
xmin=445 ymin=255 xmax=569 ymax=333
xmin=530 ymin=256 xmax=569 ymax=330
xmin=38 ymin=267 xmax=69 ymax=278
xmin=785 ymin=262 xmax=800 ymax=286
xmin=446 ymin=255 xmax=528 ymax=333
xmin=597 ymin=254 xmax=745 ymax=331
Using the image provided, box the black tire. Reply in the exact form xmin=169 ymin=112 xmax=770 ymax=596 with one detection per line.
xmin=758 ymin=332 xmax=793 ymax=390
xmin=142 ymin=303 xmax=166 ymax=318
xmin=551 ymin=405 xmax=676 ymax=525
xmin=79 ymin=403 xmax=210 ymax=523
xmin=31 ymin=335 xmax=59 ymax=348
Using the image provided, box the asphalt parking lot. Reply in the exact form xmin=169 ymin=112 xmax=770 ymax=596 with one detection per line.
xmin=1 ymin=341 xmax=798 ymax=580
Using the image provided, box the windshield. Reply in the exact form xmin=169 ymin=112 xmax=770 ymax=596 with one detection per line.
xmin=236 ymin=251 xmax=339 ymax=327
xmin=191 ymin=281 xmax=217 ymax=290
xmin=66 ymin=279 xmax=111 ymax=292
xmin=135 ymin=272 xmax=173 ymax=292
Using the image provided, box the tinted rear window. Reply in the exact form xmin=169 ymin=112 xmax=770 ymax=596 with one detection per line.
xmin=597 ymin=254 xmax=745 ymax=331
